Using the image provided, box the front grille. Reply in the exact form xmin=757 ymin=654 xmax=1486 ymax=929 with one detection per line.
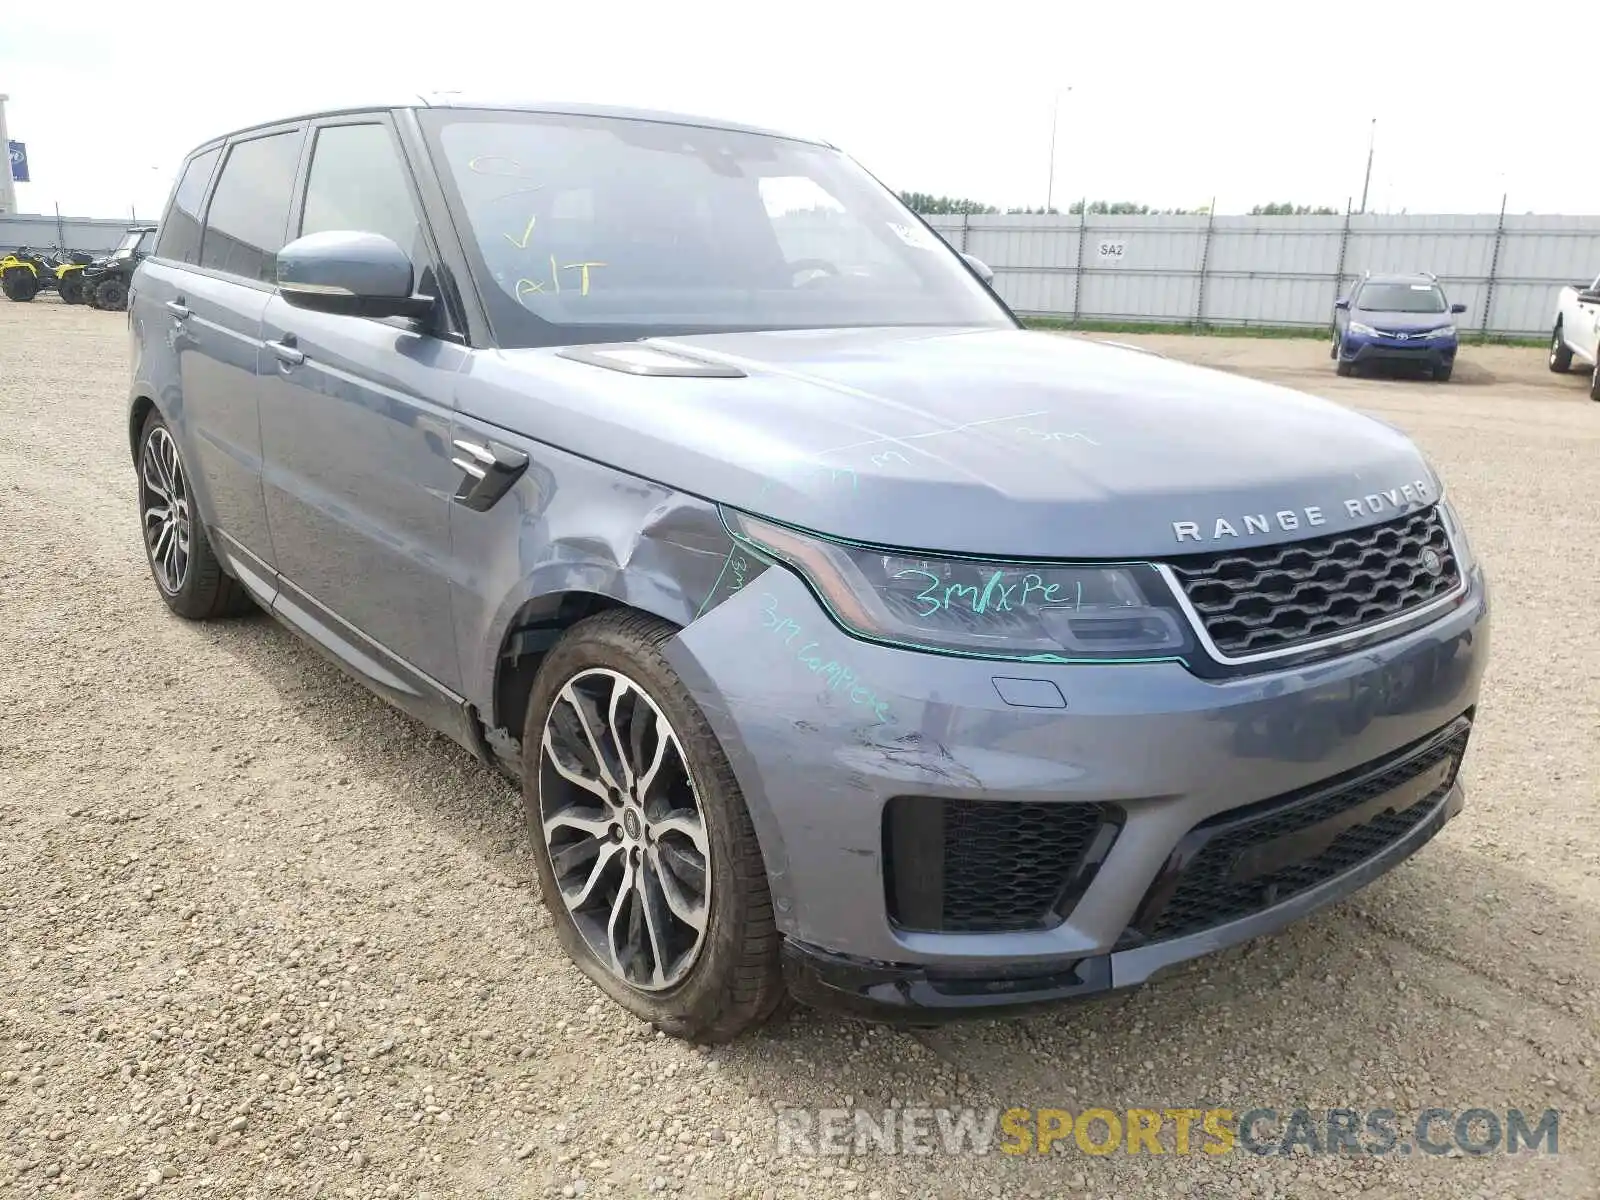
xmin=883 ymin=796 xmax=1114 ymax=933
xmin=1135 ymin=719 xmax=1469 ymax=943
xmin=1167 ymin=504 xmax=1461 ymax=658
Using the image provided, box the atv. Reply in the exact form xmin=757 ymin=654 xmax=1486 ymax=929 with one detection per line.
xmin=81 ymin=226 xmax=158 ymax=312
xmin=1 ymin=247 xmax=94 ymax=302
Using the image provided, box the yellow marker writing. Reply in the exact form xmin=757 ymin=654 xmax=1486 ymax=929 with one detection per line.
xmin=562 ymin=261 xmax=606 ymax=297
xmin=515 ymin=278 xmax=545 ymax=305
xmin=549 ymin=255 xmax=560 ymax=295
xmin=503 ymin=214 xmax=537 ymax=250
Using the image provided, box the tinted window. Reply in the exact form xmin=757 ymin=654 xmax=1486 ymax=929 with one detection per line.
xmin=156 ymin=147 xmax=220 ymax=264
xmin=420 ymin=110 xmax=1010 ymax=348
xmin=300 ymin=123 xmax=422 ymax=261
xmin=200 ymin=131 xmax=303 ymax=282
xmin=1357 ymin=283 xmax=1447 ymax=314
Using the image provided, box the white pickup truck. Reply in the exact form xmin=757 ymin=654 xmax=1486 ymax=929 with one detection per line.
xmin=1549 ymin=273 xmax=1600 ymax=400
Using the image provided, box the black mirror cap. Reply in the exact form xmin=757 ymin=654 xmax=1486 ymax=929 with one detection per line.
xmin=1334 ymin=298 xmax=1351 ymax=310
xmin=961 ymin=252 xmax=995 ymax=285
xmin=276 ymin=230 xmax=433 ymax=320
xmin=1451 ymin=302 xmax=1467 ymax=314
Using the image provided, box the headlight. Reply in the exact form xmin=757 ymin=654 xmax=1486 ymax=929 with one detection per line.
xmin=725 ymin=512 xmax=1193 ymax=662
xmin=1348 ymin=320 xmax=1379 ymax=337
xmin=1425 ymin=324 xmax=1456 ymax=339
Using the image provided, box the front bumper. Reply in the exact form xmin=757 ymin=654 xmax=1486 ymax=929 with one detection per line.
xmin=1341 ymin=334 xmax=1456 ymax=371
xmin=664 ymin=561 xmax=1489 ymax=1014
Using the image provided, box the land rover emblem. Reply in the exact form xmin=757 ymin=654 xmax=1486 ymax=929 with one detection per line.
xmin=1421 ymin=548 xmax=1444 ymax=576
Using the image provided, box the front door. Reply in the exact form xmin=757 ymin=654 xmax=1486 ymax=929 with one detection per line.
xmin=257 ymin=117 xmax=466 ymax=697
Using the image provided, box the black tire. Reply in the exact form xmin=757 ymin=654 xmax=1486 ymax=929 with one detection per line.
xmin=1329 ymin=335 xmax=1339 ymax=360
xmin=58 ymin=276 xmax=87 ymax=305
xmin=2 ymin=269 xmax=38 ymax=302
xmin=1433 ymin=363 xmax=1453 ymax=382
xmin=95 ymin=277 xmax=129 ymax=311
xmin=1549 ymin=323 xmax=1573 ymax=373
xmin=1591 ymin=362 xmax=1600 ymax=403
xmin=522 ymin=610 xmax=785 ymax=1043
xmin=136 ymin=410 xmax=254 ymax=619
xmin=1335 ymin=358 xmax=1353 ymax=377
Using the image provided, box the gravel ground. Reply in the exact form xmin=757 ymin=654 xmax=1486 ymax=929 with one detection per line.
xmin=2 ymin=300 xmax=1597 ymax=1200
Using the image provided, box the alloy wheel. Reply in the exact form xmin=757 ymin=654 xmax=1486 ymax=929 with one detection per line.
xmin=538 ymin=668 xmax=711 ymax=992
xmin=141 ymin=427 xmax=191 ymax=594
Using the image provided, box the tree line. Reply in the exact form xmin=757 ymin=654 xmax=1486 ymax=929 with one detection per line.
xmin=898 ymin=192 xmax=1338 ymax=217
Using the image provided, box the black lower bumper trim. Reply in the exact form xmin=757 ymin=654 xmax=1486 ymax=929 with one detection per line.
xmin=784 ymin=776 xmax=1465 ymax=1022
xmin=782 ymin=941 xmax=1112 ymax=1023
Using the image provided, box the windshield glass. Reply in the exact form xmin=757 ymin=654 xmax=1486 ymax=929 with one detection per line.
xmin=421 ymin=109 xmax=1012 ymax=347
xmin=1357 ymin=283 xmax=1447 ymax=313
xmin=110 ymin=231 xmax=146 ymax=260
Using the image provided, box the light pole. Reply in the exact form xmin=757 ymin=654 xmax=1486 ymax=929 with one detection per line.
xmin=1358 ymin=118 xmax=1376 ymax=215
xmin=1046 ymin=87 xmax=1071 ymax=214
xmin=0 ymin=94 xmax=17 ymax=216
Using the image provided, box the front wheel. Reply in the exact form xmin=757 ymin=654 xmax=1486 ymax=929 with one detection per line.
xmin=2 ymin=269 xmax=38 ymax=302
xmin=1590 ymin=362 xmax=1600 ymax=403
xmin=94 ymin=277 xmax=129 ymax=311
xmin=1549 ymin=323 xmax=1573 ymax=373
xmin=523 ymin=610 xmax=785 ymax=1043
xmin=1335 ymin=358 xmax=1353 ymax=377
xmin=59 ymin=276 xmax=87 ymax=305
xmin=1433 ymin=363 xmax=1453 ymax=383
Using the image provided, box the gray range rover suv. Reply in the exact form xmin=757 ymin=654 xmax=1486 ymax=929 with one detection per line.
xmin=128 ymin=99 xmax=1489 ymax=1042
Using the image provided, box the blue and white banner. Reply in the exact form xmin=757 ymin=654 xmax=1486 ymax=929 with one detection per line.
xmin=8 ymin=141 xmax=29 ymax=183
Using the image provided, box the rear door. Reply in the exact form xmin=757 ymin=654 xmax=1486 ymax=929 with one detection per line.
xmin=257 ymin=114 xmax=468 ymax=699
xmin=159 ymin=127 xmax=304 ymax=581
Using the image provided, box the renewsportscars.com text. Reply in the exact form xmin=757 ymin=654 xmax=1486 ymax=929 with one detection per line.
xmin=774 ymin=1106 xmax=1560 ymax=1158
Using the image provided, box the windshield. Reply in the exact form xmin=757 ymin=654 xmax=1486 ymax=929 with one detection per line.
xmin=420 ymin=109 xmax=1012 ymax=347
xmin=1357 ymin=283 xmax=1447 ymax=314
xmin=110 ymin=231 xmax=146 ymax=260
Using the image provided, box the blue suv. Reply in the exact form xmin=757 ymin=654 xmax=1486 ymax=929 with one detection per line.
xmin=1333 ymin=273 xmax=1467 ymax=381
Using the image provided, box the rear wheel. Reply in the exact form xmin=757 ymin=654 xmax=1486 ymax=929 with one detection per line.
xmin=1548 ymin=326 xmax=1574 ymax=374
xmin=94 ymin=277 xmax=129 ymax=311
xmin=2 ymin=269 xmax=38 ymax=302
xmin=1549 ymin=323 xmax=1573 ymax=373
xmin=1590 ymin=361 xmax=1600 ymax=403
xmin=137 ymin=410 xmax=254 ymax=619
xmin=523 ymin=610 xmax=785 ymax=1043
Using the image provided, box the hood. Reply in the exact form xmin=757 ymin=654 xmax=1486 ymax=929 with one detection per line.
xmin=455 ymin=327 xmax=1439 ymax=560
xmin=1353 ymin=308 xmax=1455 ymax=333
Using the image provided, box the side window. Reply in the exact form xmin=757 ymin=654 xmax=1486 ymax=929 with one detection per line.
xmin=300 ymin=123 xmax=423 ymax=265
xmin=156 ymin=147 xmax=220 ymax=264
xmin=199 ymin=131 xmax=303 ymax=283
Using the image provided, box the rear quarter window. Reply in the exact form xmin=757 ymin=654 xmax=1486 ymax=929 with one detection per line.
xmin=155 ymin=147 xmax=221 ymax=264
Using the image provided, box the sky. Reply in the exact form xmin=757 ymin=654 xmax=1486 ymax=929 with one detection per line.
xmin=0 ymin=0 xmax=1585 ymax=221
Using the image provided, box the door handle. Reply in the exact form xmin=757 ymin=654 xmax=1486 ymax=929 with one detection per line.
xmin=165 ymin=300 xmax=191 ymax=320
xmin=267 ymin=337 xmax=306 ymax=367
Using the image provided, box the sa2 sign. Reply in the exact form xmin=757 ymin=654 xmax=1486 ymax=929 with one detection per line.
xmin=1096 ymin=240 xmax=1127 ymax=262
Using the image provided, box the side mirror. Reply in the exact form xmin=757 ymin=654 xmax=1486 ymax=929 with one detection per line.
xmin=962 ymin=253 xmax=995 ymax=285
xmin=1450 ymin=302 xmax=1467 ymax=314
xmin=1334 ymin=298 xmax=1350 ymax=310
xmin=276 ymin=230 xmax=433 ymax=320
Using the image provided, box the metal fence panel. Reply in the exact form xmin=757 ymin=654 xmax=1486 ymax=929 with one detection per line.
xmin=1 ymin=214 xmax=153 ymax=255
xmin=923 ymin=210 xmax=1600 ymax=336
